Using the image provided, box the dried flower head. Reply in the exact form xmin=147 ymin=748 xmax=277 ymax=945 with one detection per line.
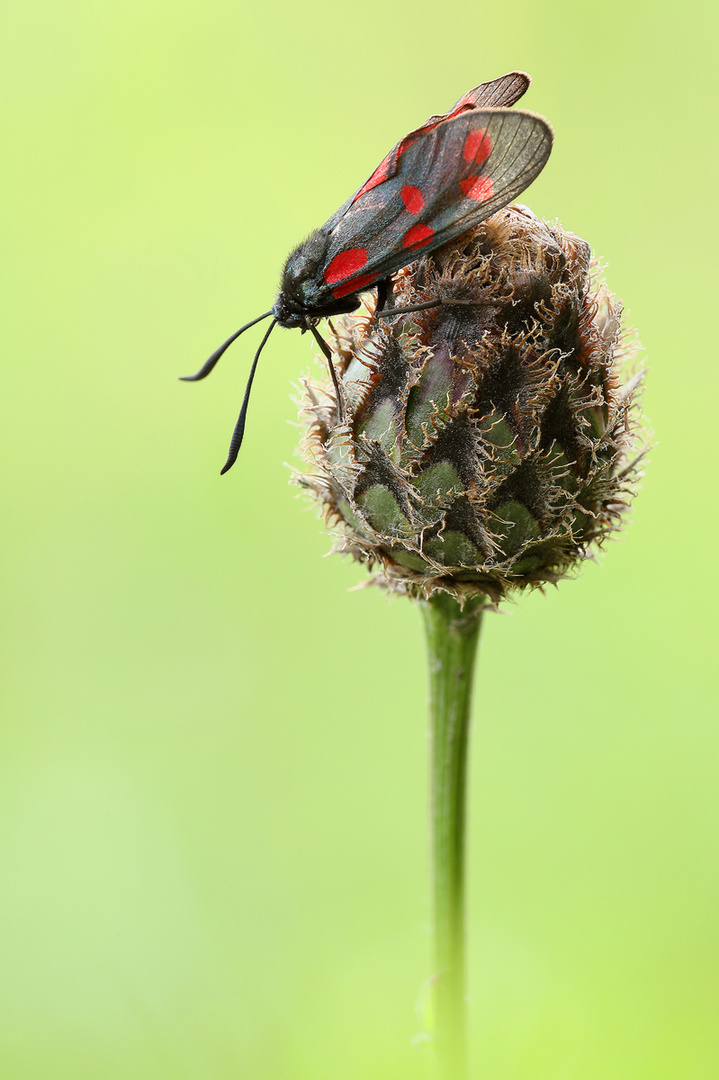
xmin=297 ymin=204 xmax=646 ymax=602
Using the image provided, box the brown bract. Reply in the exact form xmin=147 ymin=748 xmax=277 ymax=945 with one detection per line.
xmin=297 ymin=204 xmax=647 ymax=603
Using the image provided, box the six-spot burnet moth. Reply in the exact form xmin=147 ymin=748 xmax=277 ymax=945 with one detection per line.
xmin=182 ymin=70 xmax=553 ymax=474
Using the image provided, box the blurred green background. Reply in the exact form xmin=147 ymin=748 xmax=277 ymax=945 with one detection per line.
xmin=1 ymin=0 xmax=717 ymax=1077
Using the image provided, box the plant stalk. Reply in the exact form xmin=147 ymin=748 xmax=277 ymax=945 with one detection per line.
xmin=422 ymin=592 xmax=485 ymax=1080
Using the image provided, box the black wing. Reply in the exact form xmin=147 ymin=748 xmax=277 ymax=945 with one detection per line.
xmin=307 ymin=108 xmax=553 ymax=305
xmin=445 ymin=70 xmax=531 ymax=113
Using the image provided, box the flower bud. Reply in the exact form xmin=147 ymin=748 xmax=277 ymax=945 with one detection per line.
xmin=297 ymin=205 xmax=646 ymax=602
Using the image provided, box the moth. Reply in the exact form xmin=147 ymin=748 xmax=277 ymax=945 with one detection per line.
xmin=183 ymin=71 xmax=553 ymax=473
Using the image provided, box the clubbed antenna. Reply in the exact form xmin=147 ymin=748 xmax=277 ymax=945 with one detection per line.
xmin=219 ymin=318 xmax=277 ymax=474
xmin=180 ymin=310 xmax=273 ymax=382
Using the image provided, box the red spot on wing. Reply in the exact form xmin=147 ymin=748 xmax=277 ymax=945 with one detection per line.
xmin=449 ymin=92 xmax=477 ymax=115
xmin=400 ymin=185 xmax=424 ymax=214
xmin=459 ymin=175 xmax=494 ymax=201
xmin=353 ymin=156 xmax=392 ymax=201
xmin=324 ymin=248 xmax=369 ymax=285
xmin=331 ymin=271 xmax=377 ymax=299
xmin=462 ymin=128 xmax=492 ymax=165
xmin=402 ymin=223 xmax=434 ymax=249
xmin=354 ymin=111 xmax=493 ymax=205
xmin=397 ymin=135 xmax=416 ymax=157
xmin=352 ymin=134 xmax=420 ymax=203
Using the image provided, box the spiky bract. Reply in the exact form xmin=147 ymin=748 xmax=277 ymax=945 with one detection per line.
xmin=298 ymin=205 xmax=645 ymax=602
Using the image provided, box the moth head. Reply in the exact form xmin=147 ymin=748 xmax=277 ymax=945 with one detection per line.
xmin=275 ymin=229 xmax=363 ymax=326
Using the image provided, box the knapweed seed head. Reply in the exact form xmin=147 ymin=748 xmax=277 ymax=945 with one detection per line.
xmin=297 ymin=205 xmax=646 ymax=603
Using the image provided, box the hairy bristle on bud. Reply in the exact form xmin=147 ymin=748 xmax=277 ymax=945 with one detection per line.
xmin=297 ymin=205 xmax=647 ymax=603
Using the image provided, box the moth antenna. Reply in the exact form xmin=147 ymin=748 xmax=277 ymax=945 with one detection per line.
xmin=180 ymin=310 xmax=274 ymax=382
xmin=309 ymin=324 xmax=344 ymax=424
xmin=219 ymin=319 xmax=277 ymax=475
xmin=376 ymin=299 xmax=442 ymax=319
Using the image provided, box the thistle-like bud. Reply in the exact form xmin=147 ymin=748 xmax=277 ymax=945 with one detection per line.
xmin=298 ymin=205 xmax=646 ymax=602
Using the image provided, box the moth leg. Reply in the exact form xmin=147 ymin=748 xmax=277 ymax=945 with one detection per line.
xmin=375 ymin=279 xmax=392 ymax=314
xmin=376 ymin=297 xmax=443 ymax=319
xmin=309 ymin=324 xmax=345 ymax=423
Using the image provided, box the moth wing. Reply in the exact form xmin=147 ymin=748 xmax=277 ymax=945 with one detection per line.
xmin=343 ymin=71 xmax=531 ymax=213
xmin=311 ymin=109 xmax=552 ymax=304
xmin=444 ymin=71 xmax=531 ymax=114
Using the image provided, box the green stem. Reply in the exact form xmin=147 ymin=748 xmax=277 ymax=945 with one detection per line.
xmin=422 ymin=592 xmax=485 ymax=1080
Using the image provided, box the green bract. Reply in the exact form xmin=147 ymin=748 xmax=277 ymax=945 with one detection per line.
xmin=298 ymin=205 xmax=645 ymax=602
